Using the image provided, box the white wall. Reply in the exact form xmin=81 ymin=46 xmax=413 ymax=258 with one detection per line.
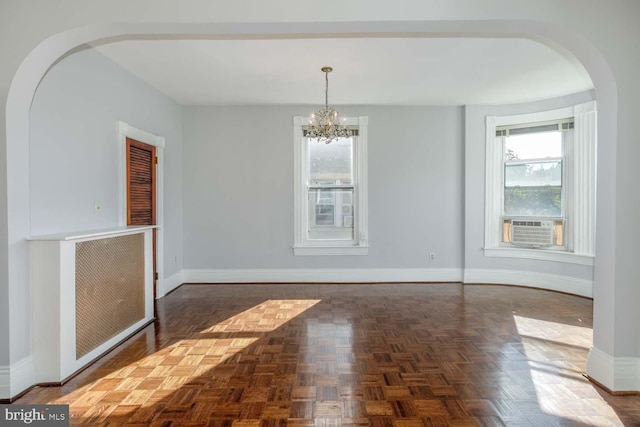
xmin=182 ymin=105 xmax=463 ymax=271
xmin=29 ymin=48 xmax=184 ymax=278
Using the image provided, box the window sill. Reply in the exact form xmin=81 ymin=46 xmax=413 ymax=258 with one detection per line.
xmin=484 ymin=247 xmax=594 ymax=266
xmin=293 ymin=245 xmax=369 ymax=256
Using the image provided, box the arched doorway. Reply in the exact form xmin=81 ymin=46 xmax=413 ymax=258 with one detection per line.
xmin=3 ymin=20 xmax=619 ymax=397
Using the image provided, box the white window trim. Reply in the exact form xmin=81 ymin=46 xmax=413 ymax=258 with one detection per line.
xmin=484 ymin=102 xmax=596 ymax=266
xmin=117 ymin=120 xmax=166 ymax=295
xmin=293 ymin=116 xmax=369 ymax=256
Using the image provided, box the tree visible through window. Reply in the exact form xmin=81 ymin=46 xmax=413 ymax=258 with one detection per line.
xmin=503 ymin=131 xmax=563 ymax=217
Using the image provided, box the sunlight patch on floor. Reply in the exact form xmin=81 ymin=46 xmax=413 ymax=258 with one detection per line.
xmin=513 ymin=315 xmax=592 ymax=349
xmin=49 ymin=299 xmax=321 ymax=411
xmin=513 ymin=315 xmax=622 ymax=425
xmin=201 ymin=299 xmax=322 ymax=333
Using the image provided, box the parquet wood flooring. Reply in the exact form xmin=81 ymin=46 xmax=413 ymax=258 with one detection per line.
xmin=14 ymin=283 xmax=640 ymax=426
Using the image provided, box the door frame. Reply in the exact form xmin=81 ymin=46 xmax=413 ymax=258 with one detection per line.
xmin=118 ymin=120 xmax=165 ymax=299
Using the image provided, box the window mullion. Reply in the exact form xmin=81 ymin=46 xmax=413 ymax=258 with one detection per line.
xmin=308 ymin=185 xmax=355 ymax=190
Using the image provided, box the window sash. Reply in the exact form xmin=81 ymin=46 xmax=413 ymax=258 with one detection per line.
xmin=305 ymin=138 xmax=357 ymax=243
xmin=498 ymin=119 xmax=569 ymax=248
xmin=503 ymin=186 xmax=563 ymax=217
xmin=504 ymin=160 xmax=563 ymax=187
xmin=502 ymin=130 xmax=566 ymax=220
xmin=307 ymin=187 xmax=354 ymax=240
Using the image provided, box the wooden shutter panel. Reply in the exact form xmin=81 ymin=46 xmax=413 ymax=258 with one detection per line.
xmin=127 ymin=138 xmax=156 ymax=226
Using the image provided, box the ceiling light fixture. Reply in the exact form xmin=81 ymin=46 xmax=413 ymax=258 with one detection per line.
xmin=306 ymin=66 xmax=353 ymax=144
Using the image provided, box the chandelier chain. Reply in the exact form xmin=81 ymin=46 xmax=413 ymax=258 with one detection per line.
xmin=325 ymin=69 xmax=329 ymax=108
xmin=307 ymin=66 xmax=353 ymax=144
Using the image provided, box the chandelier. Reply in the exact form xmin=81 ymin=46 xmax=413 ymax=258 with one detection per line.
xmin=307 ymin=66 xmax=353 ymax=144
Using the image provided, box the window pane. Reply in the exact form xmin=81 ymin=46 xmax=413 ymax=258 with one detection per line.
xmin=504 ymin=160 xmax=562 ymax=216
xmin=505 ymin=161 xmax=562 ymax=187
xmin=505 ymin=131 xmax=562 ymax=160
xmin=504 ymin=186 xmax=562 ymax=216
xmin=308 ymin=137 xmax=353 ymax=184
xmin=308 ymin=188 xmax=353 ymax=240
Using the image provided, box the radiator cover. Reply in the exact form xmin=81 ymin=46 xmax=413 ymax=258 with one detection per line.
xmin=75 ymin=234 xmax=145 ymax=359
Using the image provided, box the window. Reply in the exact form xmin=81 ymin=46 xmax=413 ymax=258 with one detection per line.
xmin=293 ymin=116 xmax=368 ymax=255
xmin=499 ymin=122 xmax=570 ymax=249
xmin=484 ymin=102 xmax=596 ymax=264
xmin=503 ymin=129 xmax=564 ymax=217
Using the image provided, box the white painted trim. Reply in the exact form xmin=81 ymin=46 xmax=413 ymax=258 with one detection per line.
xmin=293 ymin=116 xmax=369 ymax=254
xmin=28 ymin=225 xmax=156 ymax=241
xmin=572 ymin=101 xmax=597 ymax=256
xmin=356 ymin=116 xmax=369 ymax=247
xmin=0 ymin=355 xmax=35 ymax=399
xmin=0 ymin=366 xmax=7 ymax=399
xmin=293 ymin=117 xmax=304 ymax=250
xmin=183 ymin=268 xmax=463 ymax=284
xmin=587 ymin=346 xmax=615 ymax=391
xmin=484 ymin=115 xmax=501 ymax=249
xmin=587 ymin=346 xmax=640 ymax=392
xmin=494 ymin=106 xmax=574 ymax=127
xmin=160 ymin=270 xmax=184 ymax=298
xmin=463 ymin=268 xmax=593 ymax=297
xmin=613 ymin=358 xmax=640 ymax=392
xmin=117 ymin=121 xmax=165 ymax=303
xmin=117 ymin=121 xmax=166 ymax=149
xmin=483 ymin=247 xmax=594 ymax=266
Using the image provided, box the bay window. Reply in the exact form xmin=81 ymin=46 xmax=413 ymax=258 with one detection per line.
xmin=484 ymin=102 xmax=596 ymax=264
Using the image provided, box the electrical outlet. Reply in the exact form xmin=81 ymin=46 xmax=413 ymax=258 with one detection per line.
xmin=429 ymin=252 xmax=436 ymax=262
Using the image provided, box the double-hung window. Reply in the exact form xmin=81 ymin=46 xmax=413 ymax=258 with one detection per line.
xmin=293 ymin=116 xmax=368 ymax=255
xmin=484 ymin=102 xmax=596 ymax=264
xmin=499 ymin=121 xmax=570 ymax=248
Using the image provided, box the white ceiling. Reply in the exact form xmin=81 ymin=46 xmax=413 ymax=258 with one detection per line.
xmin=93 ymin=37 xmax=593 ymax=106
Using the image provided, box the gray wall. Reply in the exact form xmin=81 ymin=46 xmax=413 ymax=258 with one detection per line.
xmin=464 ymin=90 xmax=595 ymax=280
xmin=27 ymin=48 xmax=593 ymax=280
xmin=182 ymin=105 xmax=464 ymax=269
xmin=29 ymin=48 xmax=184 ymax=277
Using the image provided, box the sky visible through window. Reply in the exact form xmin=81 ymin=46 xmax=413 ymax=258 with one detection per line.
xmin=505 ymin=131 xmax=562 ymax=160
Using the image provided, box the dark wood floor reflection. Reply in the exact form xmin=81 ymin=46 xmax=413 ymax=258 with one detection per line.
xmin=15 ymin=283 xmax=640 ymax=426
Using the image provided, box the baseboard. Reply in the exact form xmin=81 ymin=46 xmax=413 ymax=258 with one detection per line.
xmin=0 ymin=364 xmax=8 ymax=399
xmin=160 ymin=270 xmax=184 ymax=297
xmin=183 ymin=268 xmax=463 ymax=284
xmin=587 ymin=346 xmax=640 ymax=392
xmin=463 ymin=268 xmax=593 ymax=297
xmin=0 ymin=355 xmax=35 ymax=401
xmin=180 ymin=268 xmax=593 ymax=297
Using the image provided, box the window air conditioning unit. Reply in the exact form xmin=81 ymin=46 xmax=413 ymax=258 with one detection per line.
xmin=510 ymin=219 xmax=555 ymax=247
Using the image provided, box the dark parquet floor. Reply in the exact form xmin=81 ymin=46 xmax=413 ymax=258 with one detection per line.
xmin=14 ymin=283 xmax=640 ymax=426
